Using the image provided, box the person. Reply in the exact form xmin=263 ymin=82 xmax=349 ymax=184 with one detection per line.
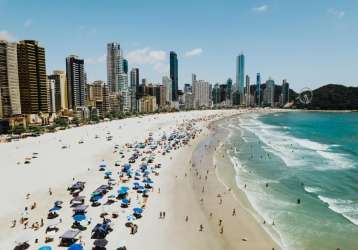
xmin=163 ymin=211 xmax=166 ymax=218
xmin=185 ymin=216 xmax=188 ymax=222
xmin=220 ymin=226 xmax=224 ymax=234
xmin=219 ymin=219 xmax=222 ymax=226
xmin=40 ymin=218 xmax=44 ymax=227
xmin=11 ymin=220 xmax=16 ymax=228
xmin=199 ymin=224 xmax=203 ymax=231
xmin=232 ymin=208 xmax=236 ymax=216
xmin=160 ymin=211 xmax=162 ymax=219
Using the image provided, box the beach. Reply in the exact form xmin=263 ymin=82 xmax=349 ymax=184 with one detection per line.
xmin=0 ymin=109 xmax=280 ymax=250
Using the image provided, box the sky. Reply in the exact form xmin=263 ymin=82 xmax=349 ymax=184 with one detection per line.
xmin=1 ymin=0 xmax=358 ymax=91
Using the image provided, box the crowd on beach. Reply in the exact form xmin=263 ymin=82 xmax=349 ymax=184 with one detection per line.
xmin=10 ymin=117 xmax=207 ymax=250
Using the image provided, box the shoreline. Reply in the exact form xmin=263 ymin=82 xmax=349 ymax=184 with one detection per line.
xmin=189 ymin=114 xmax=281 ymax=249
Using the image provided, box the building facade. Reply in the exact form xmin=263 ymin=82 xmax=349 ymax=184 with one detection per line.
xmin=170 ymin=51 xmax=178 ymax=101
xmin=236 ymin=53 xmax=245 ymax=104
xmin=17 ymin=40 xmax=49 ymax=114
xmin=0 ymin=40 xmax=21 ymax=118
xmin=66 ymin=55 xmax=85 ymax=109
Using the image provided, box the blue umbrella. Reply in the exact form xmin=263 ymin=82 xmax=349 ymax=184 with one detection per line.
xmin=73 ymin=214 xmax=86 ymax=222
xmin=49 ymin=206 xmax=60 ymax=212
xmin=38 ymin=246 xmax=52 ymax=250
xmin=68 ymin=244 xmax=83 ymax=250
xmin=104 ymin=171 xmax=112 ymax=176
xmin=122 ymin=198 xmax=129 ymax=204
xmin=135 ymin=172 xmax=141 ymax=176
xmin=99 ymin=162 xmax=106 ymax=168
xmin=133 ymin=207 xmax=143 ymax=214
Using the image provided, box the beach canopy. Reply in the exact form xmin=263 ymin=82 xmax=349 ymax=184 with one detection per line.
xmin=68 ymin=243 xmax=83 ymax=250
xmin=72 ymin=205 xmax=88 ymax=212
xmin=73 ymin=214 xmax=86 ymax=222
xmin=60 ymin=229 xmax=80 ymax=239
xmin=121 ymin=198 xmax=129 ymax=204
xmin=93 ymin=239 xmax=108 ymax=247
xmin=49 ymin=206 xmax=61 ymax=212
xmin=38 ymin=246 xmax=52 ymax=250
xmin=133 ymin=207 xmax=143 ymax=214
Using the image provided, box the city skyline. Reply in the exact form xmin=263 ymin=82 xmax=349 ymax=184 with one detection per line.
xmin=1 ymin=0 xmax=358 ymax=91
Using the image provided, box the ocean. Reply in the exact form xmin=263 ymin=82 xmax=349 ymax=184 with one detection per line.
xmin=223 ymin=111 xmax=358 ymax=250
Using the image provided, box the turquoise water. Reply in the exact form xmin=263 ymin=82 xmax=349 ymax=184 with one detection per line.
xmin=225 ymin=111 xmax=358 ymax=250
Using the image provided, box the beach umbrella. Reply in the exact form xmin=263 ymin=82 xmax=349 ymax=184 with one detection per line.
xmin=121 ymin=198 xmax=129 ymax=204
xmin=104 ymin=171 xmax=112 ymax=176
xmin=68 ymin=244 xmax=83 ymax=250
xmin=38 ymin=246 xmax=52 ymax=250
xmin=73 ymin=214 xmax=86 ymax=222
xmin=133 ymin=207 xmax=143 ymax=214
xmin=99 ymin=162 xmax=106 ymax=168
xmin=49 ymin=206 xmax=61 ymax=212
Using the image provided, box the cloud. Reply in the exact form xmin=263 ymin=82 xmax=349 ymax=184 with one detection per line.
xmin=0 ymin=30 xmax=15 ymax=41
xmin=24 ymin=19 xmax=32 ymax=28
xmin=252 ymin=4 xmax=269 ymax=13
xmin=86 ymin=54 xmax=106 ymax=65
xmin=328 ymin=8 xmax=345 ymax=19
xmin=184 ymin=48 xmax=203 ymax=58
xmin=126 ymin=47 xmax=168 ymax=73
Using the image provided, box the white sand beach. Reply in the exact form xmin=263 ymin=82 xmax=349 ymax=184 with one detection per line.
xmin=0 ymin=109 xmax=280 ymax=250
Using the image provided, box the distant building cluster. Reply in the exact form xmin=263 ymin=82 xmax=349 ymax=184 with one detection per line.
xmin=0 ymin=39 xmax=291 ymax=132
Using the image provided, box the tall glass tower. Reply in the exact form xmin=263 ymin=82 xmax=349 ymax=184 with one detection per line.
xmin=256 ymin=73 xmax=261 ymax=106
xmin=170 ymin=51 xmax=178 ymax=101
xmin=236 ymin=53 xmax=245 ymax=104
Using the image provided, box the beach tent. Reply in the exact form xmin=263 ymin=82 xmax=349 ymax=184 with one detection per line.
xmin=59 ymin=229 xmax=80 ymax=246
xmin=68 ymin=243 xmax=83 ymax=250
xmin=72 ymin=205 xmax=89 ymax=214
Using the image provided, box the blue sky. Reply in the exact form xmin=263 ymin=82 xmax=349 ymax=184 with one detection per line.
xmin=1 ymin=0 xmax=357 ymax=91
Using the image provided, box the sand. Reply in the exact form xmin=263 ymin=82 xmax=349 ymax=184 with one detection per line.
xmin=0 ymin=109 xmax=280 ymax=250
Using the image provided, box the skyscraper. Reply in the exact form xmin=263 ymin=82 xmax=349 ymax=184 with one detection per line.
xmin=48 ymin=70 xmax=67 ymax=112
xmin=236 ymin=53 xmax=245 ymax=104
xmin=226 ymin=78 xmax=233 ymax=101
xmin=170 ymin=51 xmax=178 ymax=101
xmin=245 ymin=75 xmax=250 ymax=107
xmin=162 ymin=76 xmax=172 ymax=104
xmin=66 ymin=55 xmax=85 ymax=109
xmin=193 ymin=80 xmax=210 ymax=108
xmin=17 ymin=40 xmax=49 ymax=114
xmin=0 ymin=40 xmax=21 ymax=118
xmin=256 ymin=73 xmax=261 ymax=106
xmin=130 ymin=68 xmax=139 ymax=112
xmin=123 ymin=59 xmax=128 ymax=74
xmin=263 ymin=78 xmax=275 ymax=107
xmin=107 ymin=42 xmax=122 ymax=93
xmin=281 ymin=79 xmax=289 ymax=106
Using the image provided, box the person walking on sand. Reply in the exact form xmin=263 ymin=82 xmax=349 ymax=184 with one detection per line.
xmin=160 ymin=211 xmax=162 ymax=219
xmin=219 ymin=219 xmax=222 ymax=226
xmin=163 ymin=211 xmax=166 ymax=218
xmin=220 ymin=226 xmax=224 ymax=234
xmin=185 ymin=216 xmax=189 ymax=222
xmin=199 ymin=224 xmax=204 ymax=231
xmin=232 ymin=208 xmax=236 ymax=216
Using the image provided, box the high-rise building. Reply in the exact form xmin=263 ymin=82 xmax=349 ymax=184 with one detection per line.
xmin=192 ymin=73 xmax=197 ymax=84
xmin=256 ymin=73 xmax=261 ymax=106
xmin=107 ymin=42 xmax=122 ymax=93
xmin=66 ymin=55 xmax=85 ymax=109
xmin=47 ymin=78 xmax=56 ymax=113
xmin=226 ymin=78 xmax=233 ymax=101
xmin=130 ymin=68 xmax=139 ymax=112
xmin=162 ymin=76 xmax=172 ymax=104
xmin=0 ymin=40 xmax=21 ymax=118
xmin=212 ymin=83 xmax=220 ymax=104
xmin=245 ymin=75 xmax=250 ymax=107
xmin=170 ymin=51 xmax=178 ymax=101
xmin=281 ymin=79 xmax=290 ymax=106
xmin=263 ymin=78 xmax=275 ymax=107
xmin=236 ymin=53 xmax=245 ymax=104
xmin=17 ymin=40 xmax=49 ymax=114
xmin=48 ymin=70 xmax=67 ymax=112
xmin=193 ymin=80 xmax=210 ymax=108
